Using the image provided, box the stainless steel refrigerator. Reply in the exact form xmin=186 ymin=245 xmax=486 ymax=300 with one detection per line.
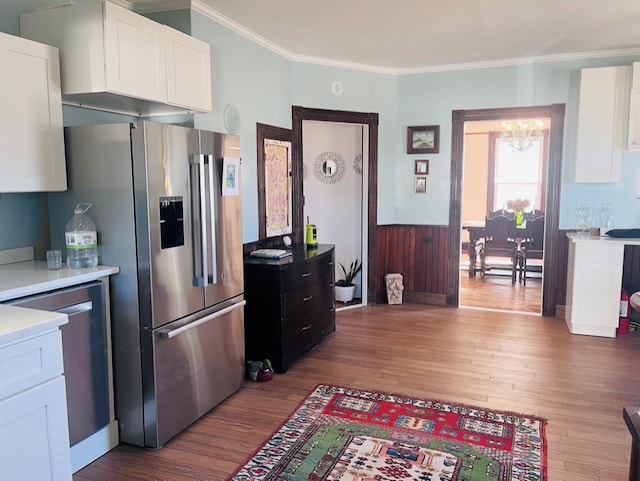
xmin=49 ymin=121 xmax=245 ymax=448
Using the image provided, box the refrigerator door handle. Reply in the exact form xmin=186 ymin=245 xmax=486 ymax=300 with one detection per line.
xmin=205 ymin=154 xmax=218 ymax=284
xmin=155 ymin=300 xmax=246 ymax=339
xmin=191 ymin=154 xmax=208 ymax=287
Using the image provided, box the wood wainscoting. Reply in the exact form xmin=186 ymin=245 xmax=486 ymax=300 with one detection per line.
xmin=376 ymin=225 xmax=449 ymax=305
xmin=377 ymin=224 xmax=575 ymax=315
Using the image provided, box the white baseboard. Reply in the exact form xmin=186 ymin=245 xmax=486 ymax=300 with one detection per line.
xmin=71 ymin=421 xmax=119 ymax=473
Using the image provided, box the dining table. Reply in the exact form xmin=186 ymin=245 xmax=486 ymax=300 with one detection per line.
xmin=463 ymin=222 xmax=529 ymax=282
xmin=462 ymin=222 xmax=486 ymax=277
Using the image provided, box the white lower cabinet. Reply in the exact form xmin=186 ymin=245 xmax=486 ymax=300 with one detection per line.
xmin=565 ymin=235 xmax=624 ymax=337
xmin=0 ymin=327 xmax=71 ymax=481
xmin=0 ymin=377 xmax=71 ymax=481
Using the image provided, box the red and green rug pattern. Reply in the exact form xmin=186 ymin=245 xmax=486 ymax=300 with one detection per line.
xmin=228 ymin=384 xmax=547 ymax=481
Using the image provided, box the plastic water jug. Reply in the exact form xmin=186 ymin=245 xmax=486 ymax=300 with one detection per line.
xmin=65 ymin=203 xmax=98 ymax=268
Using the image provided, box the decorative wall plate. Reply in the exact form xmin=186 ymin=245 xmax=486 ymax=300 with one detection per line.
xmin=313 ymin=151 xmax=345 ymax=184
xmin=223 ymin=103 xmax=241 ymax=134
xmin=353 ymin=153 xmax=363 ymax=174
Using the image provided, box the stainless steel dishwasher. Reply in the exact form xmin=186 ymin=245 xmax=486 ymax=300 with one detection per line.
xmin=5 ymin=281 xmax=110 ymax=447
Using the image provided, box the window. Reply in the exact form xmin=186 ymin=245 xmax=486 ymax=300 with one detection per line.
xmin=487 ymin=131 xmax=548 ymax=213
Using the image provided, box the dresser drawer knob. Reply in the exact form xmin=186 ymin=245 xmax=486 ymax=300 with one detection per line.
xmin=303 ymin=295 xmax=313 ymax=301
xmin=301 ymin=324 xmax=312 ymax=331
xmin=301 ymin=272 xmax=311 ymax=277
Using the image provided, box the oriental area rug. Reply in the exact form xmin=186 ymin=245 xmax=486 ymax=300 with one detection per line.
xmin=227 ymin=384 xmax=547 ymax=481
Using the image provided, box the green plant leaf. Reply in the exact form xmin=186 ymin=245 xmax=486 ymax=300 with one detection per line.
xmin=337 ymin=258 xmax=362 ymax=286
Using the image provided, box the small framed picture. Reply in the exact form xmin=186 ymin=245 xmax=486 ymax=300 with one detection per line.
xmin=414 ymin=176 xmax=428 ymax=193
xmin=407 ymin=125 xmax=440 ymax=154
xmin=415 ymin=159 xmax=429 ymax=175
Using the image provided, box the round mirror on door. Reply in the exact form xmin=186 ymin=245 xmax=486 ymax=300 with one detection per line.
xmin=314 ymin=151 xmax=345 ymax=184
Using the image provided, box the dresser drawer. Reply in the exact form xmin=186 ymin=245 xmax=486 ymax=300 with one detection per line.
xmin=284 ymin=255 xmax=333 ymax=291
xmin=284 ymin=308 xmax=333 ymax=355
xmin=284 ymin=277 xmax=333 ymax=319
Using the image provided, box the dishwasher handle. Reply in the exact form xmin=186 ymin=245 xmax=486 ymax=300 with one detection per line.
xmin=56 ymin=301 xmax=93 ymax=316
xmin=155 ymin=300 xmax=246 ymax=339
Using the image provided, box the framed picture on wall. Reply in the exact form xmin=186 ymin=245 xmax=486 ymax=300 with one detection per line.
xmin=257 ymin=123 xmax=293 ymax=240
xmin=415 ymin=159 xmax=429 ymax=175
xmin=415 ymin=176 xmax=428 ymax=193
xmin=407 ymin=125 xmax=440 ymax=154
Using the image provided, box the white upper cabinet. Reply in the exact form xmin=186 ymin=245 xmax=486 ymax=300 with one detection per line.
xmin=574 ymin=66 xmax=629 ymax=183
xmin=165 ymin=26 xmax=212 ymax=111
xmin=0 ymin=32 xmax=66 ymax=193
xmin=20 ymin=0 xmax=212 ymax=116
xmin=103 ymin=2 xmax=167 ymax=104
xmin=627 ymin=62 xmax=640 ymax=150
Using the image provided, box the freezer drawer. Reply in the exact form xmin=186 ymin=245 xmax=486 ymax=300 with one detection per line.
xmin=142 ymin=298 xmax=245 ymax=447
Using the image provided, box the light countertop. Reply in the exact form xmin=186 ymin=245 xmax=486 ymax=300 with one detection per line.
xmin=0 ymin=261 xmax=119 ymax=302
xmin=566 ymin=232 xmax=640 ymax=245
xmin=0 ymin=261 xmax=119 ymax=344
xmin=0 ymin=304 xmax=68 ymax=346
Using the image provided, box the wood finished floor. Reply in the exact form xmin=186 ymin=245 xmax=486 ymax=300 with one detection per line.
xmin=74 ymin=304 xmax=640 ymax=481
xmin=460 ymin=271 xmax=542 ymax=314
xmin=460 ymin=252 xmax=542 ymax=314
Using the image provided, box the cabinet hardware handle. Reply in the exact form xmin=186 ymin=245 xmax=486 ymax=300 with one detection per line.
xmin=303 ymin=295 xmax=313 ymax=301
xmin=302 ymin=324 xmax=311 ymax=331
xmin=301 ymin=272 xmax=311 ymax=277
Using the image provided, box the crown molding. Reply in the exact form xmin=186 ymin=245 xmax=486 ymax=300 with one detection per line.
xmin=191 ymin=0 xmax=640 ymax=76
xmin=399 ymin=47 xmax=640 ymax=75
xmin=114 ymin=0 xmax=190 ymax=13
xmin=191 ymin=0 xmax=292 ymax=59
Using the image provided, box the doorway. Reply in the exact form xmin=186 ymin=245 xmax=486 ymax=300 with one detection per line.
xmin=302 ymin=120 xmax=368 ymax=309
xmin=459 ymin=119 xmax=549 ymax=314
xmin=292 ymin=106 xmax=379 ymax=305
xmin=448 ymin=105 xmax=566 ymax=317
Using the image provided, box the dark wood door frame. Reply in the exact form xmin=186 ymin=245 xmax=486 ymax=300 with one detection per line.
xmin=292 ymin=106 xmax=379 ymax=305
xmin=448 ymin=104 xmax=566 ymax=317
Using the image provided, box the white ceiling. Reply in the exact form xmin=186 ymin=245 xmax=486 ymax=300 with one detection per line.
xmin=10 ymin=0 xmax=640 ymax=73
xmin=179 ymin=0 xmax=640 ymax=73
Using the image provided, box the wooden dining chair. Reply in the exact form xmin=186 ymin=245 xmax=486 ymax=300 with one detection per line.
xmin=479 ymin=209 xmax=518 ymax=282
xmin=520 ymin=210 xmax=545 ymax=286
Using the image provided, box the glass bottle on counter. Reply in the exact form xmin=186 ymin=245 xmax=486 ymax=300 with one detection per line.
xmin=598 ymin=202 xmax=614 ymax=235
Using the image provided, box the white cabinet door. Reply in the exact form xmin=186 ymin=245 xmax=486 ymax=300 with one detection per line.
xmin=0 ymin=376 xmax=72 ymax=481
xmin=165 ymin=26 xmax=212 ymax=112
xmin=574 ymin=66 xmax=629 ymax=183
xmin=627 ymin=63 xmax=640 ymax=150
xmin=104 ymin=1 xmax=166 ymax=103
xmin=0 ymin=33 xmax=66 ymax=192
xmin=565 ymin=239 xmax=624 ymax=337
xmin=628 ymin=89 xmax=640 ymax=149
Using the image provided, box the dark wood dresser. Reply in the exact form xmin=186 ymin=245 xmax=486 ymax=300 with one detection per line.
xmin=243 ymin=244 xmax=335 ymax=373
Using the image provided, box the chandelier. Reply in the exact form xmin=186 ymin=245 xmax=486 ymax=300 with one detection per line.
xmin=500 ymin=120 xmax=544 ymax=152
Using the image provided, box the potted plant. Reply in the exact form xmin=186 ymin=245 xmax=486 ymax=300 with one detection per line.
xmin=335 ymin=258 xmax=362 ymax=303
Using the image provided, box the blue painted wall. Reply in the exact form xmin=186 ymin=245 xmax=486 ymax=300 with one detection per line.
xmin=2 ymin=5 xmax=640 ymax=253
xmin=396 ymin=57 xmax=640 ymax=227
